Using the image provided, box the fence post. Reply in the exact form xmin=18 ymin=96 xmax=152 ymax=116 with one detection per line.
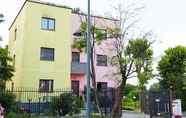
xmin=38 ymin=97 xmax=41 ymax=115
xmin=28 ymin=98 xmax=32 ymax=117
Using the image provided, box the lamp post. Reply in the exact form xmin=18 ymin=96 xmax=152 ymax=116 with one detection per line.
xmin=169 ymin=86 xmax=173 ymax=118
xmin=86 ymin=0 xmax=91 ymax=118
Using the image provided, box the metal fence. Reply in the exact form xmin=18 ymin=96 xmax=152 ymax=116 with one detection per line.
xmin=4 ymin=88 xmax=71 ymax=114
xmin=2 ymin=87 xmax=116 ymax=116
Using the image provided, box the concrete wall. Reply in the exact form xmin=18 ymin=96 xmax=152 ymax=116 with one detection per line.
xmin=8 ymin=1 xmax=72 ymax=89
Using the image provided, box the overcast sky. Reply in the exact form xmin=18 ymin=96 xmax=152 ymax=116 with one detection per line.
xmin=1 ymin=0 xmax=186 ymax=87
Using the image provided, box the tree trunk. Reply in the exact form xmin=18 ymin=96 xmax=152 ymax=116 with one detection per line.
xmin=111 ymin=77 xmax=127 ymax=118
xmin=90 ymin=46 xmax=102 ymax=114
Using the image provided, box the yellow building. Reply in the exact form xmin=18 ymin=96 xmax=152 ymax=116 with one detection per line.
xmin=8 ymin=0 xmax=72 ymax=91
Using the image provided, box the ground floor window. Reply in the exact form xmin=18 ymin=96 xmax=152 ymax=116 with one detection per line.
xmin=97 ymin=82 xmax=107 ymax=91
xmin=71 ymin=80 xmax=80 ymax=96
xmin=39 ymin=79 xmax=53 ymax=92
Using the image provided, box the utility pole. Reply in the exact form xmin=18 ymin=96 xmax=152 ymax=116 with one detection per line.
xmin=169 ymin=86 xmax=173 ymax=118
xmin=86 ymin=0 xmax=91 ymax=118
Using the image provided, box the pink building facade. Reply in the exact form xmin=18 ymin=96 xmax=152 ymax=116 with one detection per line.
xmin=70 ymin=13 xmax=119 ymax=95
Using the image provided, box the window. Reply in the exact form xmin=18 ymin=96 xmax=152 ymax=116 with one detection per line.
xmin=40 ymin=47 xmax=54 ymax=61
xmin=97 ymin=55 xmax=107 ymax=66
xmin=71 ymin=80 xmax=80 ymax=96
xmin=13 ymin=55 xmax=16 ymax=68
xmin=14 ymin=29 xmax=17 ymax=40
xmin=39 ymin=79 xmax=53 ymax=92
xmin=97 ymin=82 xmax=107 ymax=91
xmin=41 ymin=17 xmax=55 ymax=31
xmin=72 ymin=52 xmax=80 ymax=63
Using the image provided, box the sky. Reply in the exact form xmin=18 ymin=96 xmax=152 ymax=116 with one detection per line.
xmin=1 ymin=0 xmax=186 ymax=87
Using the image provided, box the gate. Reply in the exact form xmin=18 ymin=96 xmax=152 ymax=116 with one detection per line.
xmin=148 ymin=91 xmax=171 ymax=118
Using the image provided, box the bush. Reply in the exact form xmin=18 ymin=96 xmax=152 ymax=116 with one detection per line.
xmin=50 ymin=93 xmax=81 ymax=116
xmin=6 ymin=112 xmax=38 ymax=118
xmin=0 ymin=92 xmax=16 ymax=113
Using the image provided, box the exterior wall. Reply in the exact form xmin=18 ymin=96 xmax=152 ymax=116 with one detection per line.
xmin=8 ymin=2 xmax=27 ymax=88
xmin=71 ymin=13 xmax=118 ymax=89
xmin=8 ymin=1 xmax=72 ymax=89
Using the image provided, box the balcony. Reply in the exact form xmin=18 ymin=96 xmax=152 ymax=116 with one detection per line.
xmin=71 ymin=62 xmax=86 ymax=74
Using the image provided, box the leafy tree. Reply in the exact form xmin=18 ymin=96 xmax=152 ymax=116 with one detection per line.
xmin=149 ymin=83 xmax=161 ymax=92
xmin=158 ymin=46 xmax=186 ymax=111
xmin=158 ymin=46 xmax=186 ymax=93
xmin=73 ymin=21 xmax=107 ymax=114
xmin=0 ymin=47 xmax=14 ymax=90
xmin=123 ymin=84 xmax=139 ymax=100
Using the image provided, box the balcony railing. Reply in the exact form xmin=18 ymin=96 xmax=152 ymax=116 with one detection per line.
xmin=71 ymin=62 xmax=86 ymax=74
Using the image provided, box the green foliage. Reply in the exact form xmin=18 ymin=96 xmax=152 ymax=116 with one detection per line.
xmin=50 ymin=93 xmax=81 ymax=116
xmin=127 ymin=39 xmax=153 ymax=90
xmin=0 ymin=92 xmax=16 ymax=113
xmin=149 ymin=83 xmax=161 ymax=92
xmin=6 ymin=112 xmax=28 ymax=118
xmin=158 ymin=46 xmax=186 ymax=111
xmin=0 ymin=47 xmax=14 ymax=89
xmin=122 ymin=97 xmax=139 ymax=111
xmin=158 ymin=46 xmax=186 ymax=90
xmin=73 ymin=21 xmax=107 ymax=50
xmin=123 ymin=84 xmax=139 ymax=100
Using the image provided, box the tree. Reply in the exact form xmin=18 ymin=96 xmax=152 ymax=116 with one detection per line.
xmin=127 ymin=38 xmax=153 ymax=112
xmin=107 ymin=1 xmax=154 ymax=116
xmin=158 ymin=46 xmax=186 ymax=111
xmin=123 ymin=84 xmax=139 ymax=100
xmin=149 ymin=83 xmax=160 ymax=92
xmin=73 ymin=21 xmax=107 ymax=114
xmin=0 ymin=47 xmax=14 ymax=90
xmin=158 ymin=46 xmax=186 ymax=93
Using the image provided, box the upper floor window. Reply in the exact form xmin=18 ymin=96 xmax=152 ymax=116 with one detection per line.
xmin=72 ymin=52 xmax=80 ymax=63
xmin=14 ymin=28 xmax=17 ymax=40
xmin=41 ymin=17 xmax=55 ymax=31
xmin=39 ymin=79 xmax=53 ymax=92
xmin=13 ymin=55 xmax=16 ymax=68
xmin=97 ymin=54 xmax=107 ymax=66
xmin=40 ymin=47 xmax=54 ymax=61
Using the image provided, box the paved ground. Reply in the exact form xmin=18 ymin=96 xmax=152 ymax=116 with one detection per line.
xmin=122 ymin=111 xmax=149 ymax=118
xmin=122 ymin=111 xmax=186 ymax=118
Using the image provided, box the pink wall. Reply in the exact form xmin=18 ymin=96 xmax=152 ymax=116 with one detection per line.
xmin=71 ymin=74 xmax=85 ymax=95
xmin=71 ymin=13 xmax=119 ymax=89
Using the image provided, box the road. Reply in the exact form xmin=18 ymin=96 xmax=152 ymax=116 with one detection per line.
xmin=122 ymin=111 xmax=186 ymax=118
xmin=122 ymin=111 xmax=149 ymax=118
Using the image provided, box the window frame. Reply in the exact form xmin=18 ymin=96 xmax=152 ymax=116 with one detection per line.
xmin=96 ymin=54 xmax=108 ymax=66
xmin=14 ymin=28 xmax=17 ymax=41
xmin=72 ymin=52 xmax=80 ymax=63
xmin=39 ymin=79 xmax=54 ymax=93
xmin=40 ymin=47 xmax=55 ymax=61
xmin=41 ymin=17 xmax=55 ymax=31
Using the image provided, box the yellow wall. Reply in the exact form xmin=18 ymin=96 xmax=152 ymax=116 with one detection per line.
xmin=8 ymin=1 xmax=72 ymax=90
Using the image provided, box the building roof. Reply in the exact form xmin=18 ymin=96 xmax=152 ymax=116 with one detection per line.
xmin=9 ymin=0 xmax=118 ymax=30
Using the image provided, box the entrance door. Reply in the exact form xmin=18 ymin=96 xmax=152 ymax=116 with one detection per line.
xmin=71 ymin=80 xmax=80 ymax=96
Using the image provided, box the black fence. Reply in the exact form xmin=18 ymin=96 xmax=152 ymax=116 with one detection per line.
xmin=141 ymin=90 xmax=172 ymax=118
xmin=4 ymin=88 xmax=71 ymax=114
xmin=2 ymin=87 xmax=116 ymax=116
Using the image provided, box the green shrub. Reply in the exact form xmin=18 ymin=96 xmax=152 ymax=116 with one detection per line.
xmin=50 ymin=93 xmax=81 ymax=116
xmin=5 ymin=112 xmax=30 ymax=118
xmin=0 ymin=92 xmax=16 ymax=112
